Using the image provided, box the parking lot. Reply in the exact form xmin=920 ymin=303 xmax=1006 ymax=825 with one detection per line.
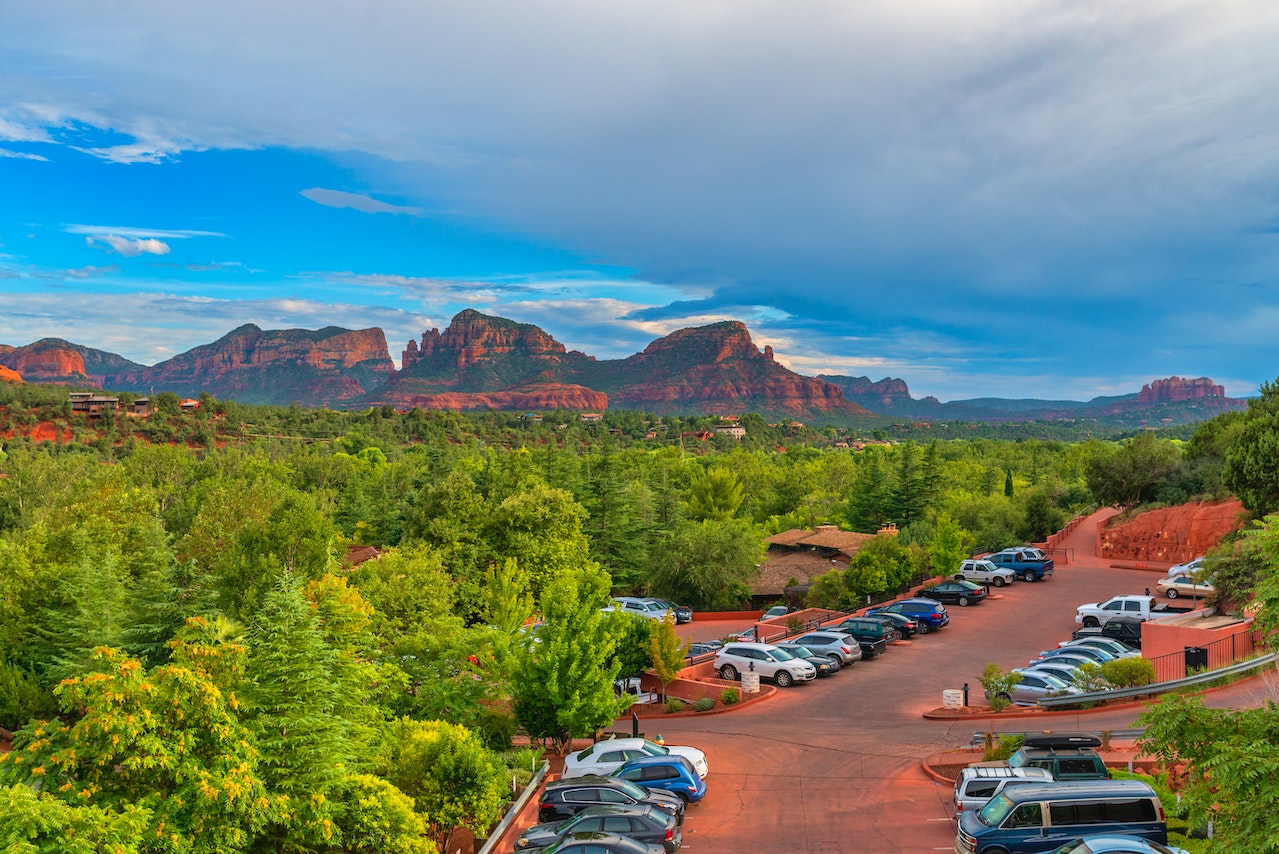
xmin=617 ymin=509 xmax=1198 ymax=853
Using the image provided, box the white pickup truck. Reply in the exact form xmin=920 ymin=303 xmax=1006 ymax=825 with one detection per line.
xmin=1075 ymin=594 xmax=1192 ymax=627
xmin=954 ymin=559 xmax=1018 ymax=587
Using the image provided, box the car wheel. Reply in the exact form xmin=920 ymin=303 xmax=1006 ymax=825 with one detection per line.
xmin=775 ymin=670 xmax=794 ymax=688
xmin=1166 ymin=588 xmax=1179 ymax=599
xmin=916 ymin=622 xmax=930 ymax=635
xmin=827 ymin=654 xmax=842 ymax=668
xmin=1023 ymin=570 xmax=1037 ymax=582
xmin=675 ymin=791 xmax=691 ymax=804
xmin=718 ymin=664 xmax=738 ymax=680
xmin=997 ymin=692 xmax=1011 ymax=704
xmin=992 ymin=577 xmax=1005 ymax=587
xmin=1083 ymin=616 xmax=1100 ymax=628
xmin=958 ymin=596 xmax=970 ymax=607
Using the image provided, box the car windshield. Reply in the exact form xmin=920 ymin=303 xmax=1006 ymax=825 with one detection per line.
xmin=644 ymin=602 xmax=665 ymax=611
xmin=977 ymin=792 xmax=1017 ymax=826
xmin=768 ymin=647 xmax=796 ymax=661
xmin=640 ymin=742 xmax=670 ymax=758
xmin=1050 ymin=842 xmax=1176 ymax=854
xmin=613 ymin=779 xmax=649 ymax=799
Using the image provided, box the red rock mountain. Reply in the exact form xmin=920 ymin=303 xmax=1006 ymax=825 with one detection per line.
xmin=1137 ymin=376 xmax=1225 ymax=403
xmin=0 ymin=338 xmax=143 ymax=386
xmin=0 ymin=364 xmax=21 ymax=383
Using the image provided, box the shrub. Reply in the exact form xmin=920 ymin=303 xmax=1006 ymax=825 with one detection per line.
xmin=786 ymin=616 xmax=804 ymax=634
xmin=983 ymin=733 xmax=1025 ymax=762
xmin=1101 ymin=656 xmax=1156 ymax=688
xmin=692 ymin=697 xmax=716 ymax=712
xmin=1069 ymin=661 xmax=1112 ymax=693
xmin=979 ymin=662 xmax=1023 ymax=712
xmin=719 ymin=687 xmax=740 ymax=705
xmin=664 ymin=698 xmax=686 ymax=714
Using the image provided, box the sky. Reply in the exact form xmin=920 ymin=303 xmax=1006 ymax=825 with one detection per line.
xmin=2 ymin=1 xmax=1278 ymax=402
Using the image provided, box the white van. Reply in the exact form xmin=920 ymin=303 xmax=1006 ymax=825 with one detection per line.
xmin=952 ymin=766 xmax=1055 ymax=818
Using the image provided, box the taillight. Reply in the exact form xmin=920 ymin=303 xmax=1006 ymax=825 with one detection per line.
xmin=539 ymin=802 xmax=553 ymax=811
xmin=665 ymin=829 xmax=674 ymax=841
xmin=840 ymin=646 xmax=850 ymax=654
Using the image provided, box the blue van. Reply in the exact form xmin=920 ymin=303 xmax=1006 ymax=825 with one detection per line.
xmin=955 ymin=780 xmax=1167 ymax=854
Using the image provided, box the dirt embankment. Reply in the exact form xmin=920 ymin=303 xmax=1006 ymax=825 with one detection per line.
xmin=1099 ymin=500 xmax=1247 ymax=563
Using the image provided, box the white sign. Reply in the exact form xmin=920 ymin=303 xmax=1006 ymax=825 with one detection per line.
xmin=741 ymin=672 xmax=761 ymax=694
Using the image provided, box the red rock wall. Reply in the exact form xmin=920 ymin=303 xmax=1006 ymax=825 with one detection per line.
xmin=0 ymin=365 xmax=21 ymax=383
xmin=401 ymin=384 xmax=609 ymax=411
xmin=2 ymin=348 xmax=91 ymax=383
xmin=1137 ymin=376 xmax=1225 ymax=403
xmin=1097 ymin=500 xmax=1247 ymax=563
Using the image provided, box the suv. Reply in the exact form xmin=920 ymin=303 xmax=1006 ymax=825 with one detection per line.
xmin=952 ymin=766 xmax=1055 ymax=819
xmin=613 ymin=598 xmax=674 ymax=621
xmin=822 ymin=618 xmax=891 ymax=658
xmin=994 ymin=734 xmax=1110 ymax=781
xmin=538 ymin=776 xmax=685 ymax=823
xmin=865 ymin=598 xmax=950 ymax=633
xmin=789 ymin=631 xmax=862 ymax=665
xmin=712 ymin=642 xmax=817 ymax=687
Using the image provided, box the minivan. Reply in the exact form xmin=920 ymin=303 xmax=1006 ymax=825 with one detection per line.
xmin=952 ymin=766 xmax=1055 ymax=819
xmin=955 ymin=780 xmax=1168 ymax=854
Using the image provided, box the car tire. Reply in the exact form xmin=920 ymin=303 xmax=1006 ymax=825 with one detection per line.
xmin=997 ymin=692 xmax=1011 ymax=704
xmin=916 ymin=622 xmax=930 ymax=635
xmin=1166 ymin=588 xmax=1179 ymax=599
xmin=675 ymin=791 xmax=691 ymax=804
xmin=958 ymin=596 xmax=970 ymax=606
xmin=1083 ymin=616 xmax=1100 ymax=628
xmin=1022 ymin=570 xmax=1037 ymax=582
xmin=775 ymin=670 xmax=793 ymax=688
xmin=992 ymin=577 xmax=1005 ymax=587
xmin=719 ymin=664 xmax=738 ymax=680
xmin=827 ymin=654 xmax=842 ymax=668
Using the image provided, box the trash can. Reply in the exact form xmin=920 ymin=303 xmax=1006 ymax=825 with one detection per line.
xmin=1184 ymin=646 xmax=1208 ymax=672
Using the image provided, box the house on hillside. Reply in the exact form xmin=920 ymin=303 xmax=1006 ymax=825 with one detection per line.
xmin=69 ymin=392 xmax=120 ymax=417
xmin=752 ymin=524 xmax=879 ymax=608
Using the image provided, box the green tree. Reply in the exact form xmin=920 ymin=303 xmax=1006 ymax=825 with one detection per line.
xmin=649 ymin=518 xmax=765 ymax=610
xmin=378 ymin=719 xmax=505 ymax=853
xmin=1224 ymin=378 xmax=1279 ymax=515
xmin=647 ymin=616 xmax=687 ymax=703
xmin=1084 ymin=433 xmax=1181 ymax=508
xmin=482 ymin=558 xmax=534 ymax=636
xmin=0 ymin=785 xmax=150 ymax=854
xmin=510 ymin=565 xmax=631 ymax=751
xmin=686 ymin=466 xmax=744 ymax=521
xmin=336 ymin=774 xmax=436 ymax=854
xmin=927 ymin=513 xmax=970 ymax=577
xmin=1018 ymin=490 xmax=1065 ymax=543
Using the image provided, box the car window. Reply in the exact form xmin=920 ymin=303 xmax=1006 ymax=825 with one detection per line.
xmin=600 ymin=751 xmax=625 ymax=763
xmin=601 ymin=817 xmax=632 ymax=833
xmin=1103 ymin=601 xmax=1121 ymax=611
xmin=642 ymin=766 xmax=676 ymax=781
xmin=769 ymin=647 xmax=795 ymax=661
xmin=566 ymin=789 xmax=600 ymax=803
xmin=1056 ymin=759 xmax=1100 ymax=776
xmin=1006 ymin=803 xmax=1042 ymax=828
xmin=575 ymin=818 xmax=605 ymax=832
xmin=965 ymin=780 xmax=999 ymax=799
xmin=597 ymin=788 xmax=631 ymax=804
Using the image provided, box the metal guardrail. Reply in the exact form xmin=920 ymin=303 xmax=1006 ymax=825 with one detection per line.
xmin=475 ymin=760 xmax=550 ymax=854
xmin=1037 ymin=651 xmax=1279 ymax=708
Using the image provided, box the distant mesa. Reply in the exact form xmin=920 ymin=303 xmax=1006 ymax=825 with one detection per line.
xmin=1137 ymin=376 xmax=1225 ymax=404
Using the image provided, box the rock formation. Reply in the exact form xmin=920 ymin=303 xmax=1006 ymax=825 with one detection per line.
xmin=1137 ymin=376 xmax=1226 ymax=404
xmin=0 ymin=364 xmax=21 ymax=383
xmin=1098 ymin=500 xmax=1247 ymax=563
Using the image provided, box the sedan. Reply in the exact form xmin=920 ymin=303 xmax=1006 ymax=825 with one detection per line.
xmin=1156 ymin=575 xmax=1215 ymax=599
xmin=918 ymin=579 xmax=988 ymax=606
xmin=774 ymin=643 xmax=840 ymax=676
xmin=516 ymin=805 xmax=682 ymax=854
xmin=652 ymin=599 xmax=693 ymax=623
xmin=1056 ymin=638 xmax=1138 ymax=657
xmin=539 ymin=832 xmax=667 ymax=854
xmin=562 ymin=737 xmax=709 ymax=780
xmin=1029 ymin=651 xmax=1105 ymax=671
xmin=1034 ymin=645 xmax=1117 ymax=666
xmin=1021 ymin=662 xmax=1082 ymax=685
xmin=1165 ymin=556 xmax=1204 ymax=578
xmin=992 ymin=669 xmax=1082 ymax=706
xmin=1047 ymin=836 xmax=1188 ymax=854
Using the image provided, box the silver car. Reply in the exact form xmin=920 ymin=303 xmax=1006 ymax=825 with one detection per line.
xmin=791 ymin=631 xmax=863 ymax=665
xmin=990 ymin=669 xmax=1081 ymax=706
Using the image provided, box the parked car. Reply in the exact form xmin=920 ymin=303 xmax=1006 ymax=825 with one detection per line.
xmin=866 ymin=611 xmax=919 ymax=638
xmin=562 ymin=737 xmax=709 ymax=780
xmin=990 ymin=669 xmax=1081 ymax=706
xmin=611 ymin=755 xmax=706 ymax=804
xmin=955 ymin=558 xmax=1018 ymax=587
xmin=1046 ymin=836 xmax=1188 ymax=854
xmin=685 ymin=641 xmax=721 ymax=660
xmin=790 ymin=631 xmax=862 ymax=665
xmin=516 ymin=805 xmax=682 ymax=854
xmin=538 ymin=832 xmax=668 ymax=854
xmin=774 ymin=643 xmax=840 ymax=676
xmin=613 ymin=597 xmax=675 ymax=621
xmin=537 ymin=777 xmax=685 ymax=823
xmin=651 ymin=599 xmax=693 ymax=624
xmin=1034 ymin=646 xmax=1119 ymax=666
xmin=761 ymin=604 xmax=794 ymax=620
xmin=1028 ymin=651 xmax=1108 ymax=671
xmin=1021 ymin=662 xmax=1083 ymax=686
xmin=1155 ymin=575 xmax=1215 ymax=599
xmin=821 ymin=617 xmax=892 ymax=656
xmin=986 ymin=547 xmax=1055 ymax=582
xmin=1071 ymin=616 xmax=1144 ymax=649
xmin=865 ymin=599 xmax=950 ymax=633
xmin=919 ymin=579 xmax=988 ymax=606
xmin=1166 ymin=556 xmax=1204 ymax=578
xmin=1056 ymin=638 xmax=1139 ymax=658
xmin=712 ymin=642 xmax=817 ymax=687
xmin=1002 ymin=734 xmax=1110 ymax=781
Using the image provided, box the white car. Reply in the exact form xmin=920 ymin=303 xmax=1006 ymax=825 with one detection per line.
xmin=713 ymin=642 xmax=817 ymax=687
xmin=954 ymin=559 xmax=1018 ymax=587
xmin=612 ymin=597 xmax=674 ymax=621
xmin=991 ymin=669 xmax=1082 ymax=706
xmin=1166 ymin=556 xmax=1204 ymax=578
xmin=561 ymin=737 xmax=710 ymax=780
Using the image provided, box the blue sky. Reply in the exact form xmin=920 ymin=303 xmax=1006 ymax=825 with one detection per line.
xmin=2 ymin=1 xmax=1278 ymax=401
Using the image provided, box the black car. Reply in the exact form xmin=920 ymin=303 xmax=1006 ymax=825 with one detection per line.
xmin=865 ymin=612 xmax=918 ymax=638
xmin=517 ymin=805 xmax=682 ymax=854
xmin=538 ymin=776 xmax=685 ymax=824
xmin=823 ymin=618 xmax=891 ymax=658
xmin=539 ymin=832 xmax=667 ymax=854
xmin=774 ymin=643 xmax=840 ymax=676
xmin=1071 ymin=615 xmax=1143 ymax=649
xmin=917 ymin=579 xmax=987 ymax=606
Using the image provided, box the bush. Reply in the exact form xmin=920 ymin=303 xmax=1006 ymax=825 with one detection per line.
xmin=0 ymin=662 xmax=56 ymax=732
xmin=786 ymin=616 xmax=804 ymax=633
xmin=983 ymin=733 xmax=1025 ymax=762
xmin=692 ymin=697 xmax=716 ymax=712
xmin=664 ymin=698 xmax=686 ymax=714
xmin=979 ymin=662 xmax=1023 ymax=712
xmin=1101 ymin=656 xmax=1156 ymax=688
xmin=1069 ymin=661 xmax=1112 ymax=693
xmin=719 ymin=687 xmax=740 ymax=705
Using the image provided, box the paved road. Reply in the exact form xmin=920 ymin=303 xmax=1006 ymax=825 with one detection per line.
xmin=614 ymin=510 xmax=1267 ymax=853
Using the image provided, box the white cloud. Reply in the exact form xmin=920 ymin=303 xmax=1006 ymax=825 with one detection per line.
xmin=300 ymin=188 xmax=422 ymax=215
xmin=0 ymin=147 xmax=47 ymax=161
xmin=86 ymin=235 xmax=171 ymax=257
xmin=64 ymin=224 xmax=225 ymax=239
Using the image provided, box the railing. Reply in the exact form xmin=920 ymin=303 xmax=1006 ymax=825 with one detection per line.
xmin=475 ymin=760 xmax=550 ymax=854
xmin=1038 ymin=650 xmax=1278 ymax=708
xmin=1144 ymin=627 xmax=1265 ymax=683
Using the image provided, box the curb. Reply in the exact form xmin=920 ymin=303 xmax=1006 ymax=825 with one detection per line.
xmin=631 ymin=684 xmax=777 ymax=718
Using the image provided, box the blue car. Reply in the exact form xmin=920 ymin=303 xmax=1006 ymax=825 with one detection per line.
xmin=866 ymin=598 xmax=950 ymax=633
xmin=611 ymin=755 xmax=707 ymax=804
